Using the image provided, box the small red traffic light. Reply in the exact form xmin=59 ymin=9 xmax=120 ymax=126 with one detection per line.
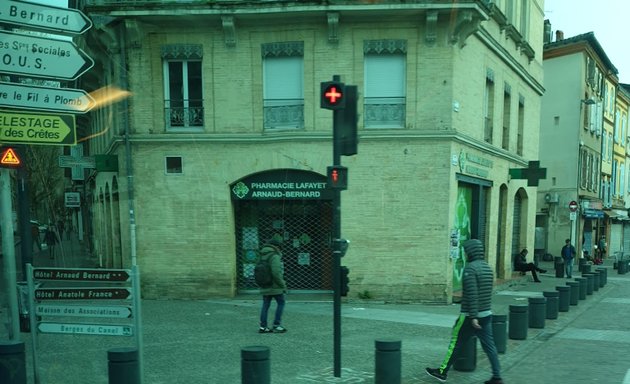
xmin=321 ymin=81 xmax=346 ymax=110
xmin=325 ymin=86 xmax=343 ymax=104
xmin=331 ymin=169 xmax=339 ymax=183
xmin=327 ymin=166 xmax=348 ymax=190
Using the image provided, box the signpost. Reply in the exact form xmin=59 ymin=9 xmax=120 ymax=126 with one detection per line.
xmin=38 ymin=322 xmax=133 ymax=336
xmin=0 ymin=30 xmax=94 ymax=80
xmin=0 ymin=81 xmax=95 ymax=113
xmin=0 ymin=109 xmax=76 ymax=145
xmin=0 ymin=0 xmax=92 ymax=35
xmin=36 ymin=304 xmax=132 ymax=318
xmin=34 ymin=268 xmax=130 ymax=282
xmin=35 ymin=288 xmax=132 ymax=300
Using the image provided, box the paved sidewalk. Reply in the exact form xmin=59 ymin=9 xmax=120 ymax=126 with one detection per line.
xmin=1 ymin=248 xmax=627 ymax=383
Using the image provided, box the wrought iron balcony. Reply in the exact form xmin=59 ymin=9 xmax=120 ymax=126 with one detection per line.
xmin=363 ymin=97 xmax=405 ymax=129
xmin=165 ymin=100 xmax=204 ymax=129
xmin=263 ymin=99 xmax=304 ymax=130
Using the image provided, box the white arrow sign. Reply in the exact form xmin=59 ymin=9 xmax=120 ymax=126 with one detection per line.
xmin=38 ymin=322 xmax=134 ymax=336
xmin=0 ymin=30 xmax=94 ymax=80
xmin=0 ymin=81 xmax=95 ymax=113
xmin=0 ymin=1 xmax=92 ymax=35
xmin=36 ymin=304 xmax=132 ymax=318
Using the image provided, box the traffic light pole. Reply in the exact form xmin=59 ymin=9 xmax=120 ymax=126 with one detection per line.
xmin=332 ymin=103 xmax=343 ymax=378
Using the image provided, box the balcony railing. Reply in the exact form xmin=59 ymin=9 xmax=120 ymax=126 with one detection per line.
xmin=165 ymin=99 xmax=204 ymax=129
xmin=363 ymin=97 xmax=405 ymax=129
xmin=263 ymin=99 xmax=304 ymax=130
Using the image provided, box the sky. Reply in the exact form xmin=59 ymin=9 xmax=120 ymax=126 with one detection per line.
xmin=545 ymin=0 xmax=630 ymax=84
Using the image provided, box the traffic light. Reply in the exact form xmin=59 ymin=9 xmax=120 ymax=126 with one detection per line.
xmin=336 ymin=85 xmax=358 ymax=156
xmin=321 ymin=81 xmax=346 ymax=110
xmin=327 ymin=166 xmax=348 ymax=190
xmin=340 ymin=266 xmax=350 ymax=297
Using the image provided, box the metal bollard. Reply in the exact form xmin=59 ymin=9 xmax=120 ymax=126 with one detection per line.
xmin=492 ymin=315 xmax=507 ymax=354
xmin=592 ymin=271 xmax=600 ymax=292
xmin=375 ymin=339 xmax=401 ymax=384
xmin=618 ymin=259 xmax=627 ymax=274
xmin=528 ymin=297 xmax=546 ymax=329
xmin=453 ymin=336 xmax=476 ymax=372
xmin=596 ymin=267 xmax=607 ymax=286
xmin=566 ymin=282 xmax=579 ymax=305
xmin=583 ymin=273 xmax=594 ymax=295
xmin=508 ymin=305 xmax=528 ymax=340
xmin=0 ymin=341 xmax=26 ymax=384
xmin=574 ymin=277 xmax=587 ymax=300
xmin=241 ymin=346 xmax=270 ymax=384
xmin=108 ymin=348 xmax=139 ymax=384
xmin=556 ymin=286 xmax=570 ymax=312
xmin=542 ymin=291 xmax=559 ymax=319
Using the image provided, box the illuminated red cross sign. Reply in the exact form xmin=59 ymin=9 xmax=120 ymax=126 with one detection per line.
xmin=321 ymin=81 xmax=345 ymax=110
xmin=509 ymin=160 xmax=547 ymax=187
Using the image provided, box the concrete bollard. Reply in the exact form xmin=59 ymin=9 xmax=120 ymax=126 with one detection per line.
xmin=492 ymin=315 xmax=507 ymax=354
xmin=241 ymin=346 xmax=270 ymax=384
xmin=574 ymin=277 xmax=587 ymax=300
xmin=0 ymin=341 xmax=26 ymax=384
xmin=566 ymin=282 xmax=579 ymax=306
xmin=528 ymin=297 xmax=546 ymax=329
xmin=581 ymin=263 xmax=591 ymax=273
xmin=375 ymin=339 xmax=401 ymax=384
xmin=583 ymin=273 xmax=594 ymax=295
xmin=108 ymin=348 xmax=140 ymax=384
xmin=453 ymin=336 xmax=476 ymax=372
xmin=554 ymin=257 xmax=564 ymax=278
xmin=508 ymin=305 xmax=528 ymax=340
xmin=542 ymin=291 xmax=559 ymax=319
xmin=596 ymin=267 xmax=607 ymax=286
xmin=556 ymin=286 xmax=570 ymax=312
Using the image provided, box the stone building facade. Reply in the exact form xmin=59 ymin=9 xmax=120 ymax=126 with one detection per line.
xmin=79 ymin=0 xmax=544 ymax=303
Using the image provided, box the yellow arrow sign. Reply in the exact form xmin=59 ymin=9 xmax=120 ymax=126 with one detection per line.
xmin=0 ymin=109 xmax=75 ymax=145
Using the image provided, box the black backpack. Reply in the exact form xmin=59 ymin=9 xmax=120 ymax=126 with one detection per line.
xmin=254 ymin=252 xmax=274 ymax=288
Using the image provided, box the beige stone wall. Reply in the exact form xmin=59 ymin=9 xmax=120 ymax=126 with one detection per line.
xmin=87 ymin=2 xmax=544 ymax=302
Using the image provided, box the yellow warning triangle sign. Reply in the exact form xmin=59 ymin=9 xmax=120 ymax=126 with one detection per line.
xmin=1 ymin=148 xmax=21 ymax=166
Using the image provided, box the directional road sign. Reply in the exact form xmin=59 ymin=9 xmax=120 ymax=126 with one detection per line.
xmin=33 ymin=268 xmax=131 ymax=282
xmin=35 ymin=288 xmax=132 ymax=301
xmin=0 ymin=109 xmax=76 ymax=145
xmin=0 ymin=1 xmax=92 ymax=35
xmin=36 ymin=304 xmax=132 ymax=318
xmin=0 ymin=81 xmax=95 ymax=113
xmin=38 ymin=322 xmax=133 ymax=336
xmin=0 ymin=30 xmax=94 ymax=80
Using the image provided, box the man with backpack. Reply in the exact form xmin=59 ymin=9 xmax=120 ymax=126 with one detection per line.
xmin=257 ymin=238 xmax=288 ymax=333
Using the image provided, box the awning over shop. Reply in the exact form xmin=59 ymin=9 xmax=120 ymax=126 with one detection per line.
xmin=605 ymin=209 xmax=629 ymax=221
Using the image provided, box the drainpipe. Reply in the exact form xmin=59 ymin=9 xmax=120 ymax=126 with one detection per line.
xmin=119 ymin=20 xmax=143 ymax=383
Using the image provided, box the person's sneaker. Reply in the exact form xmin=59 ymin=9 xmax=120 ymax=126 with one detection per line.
xmin=485 ymin=377 xmax=504 ymax=384
xmin=272 ymin=325 xmax=287 ymax=333
xmin=258 ymin=327 xmax=272 ymax=333
xmin=425 ymin=367 xmax=447 ymax=382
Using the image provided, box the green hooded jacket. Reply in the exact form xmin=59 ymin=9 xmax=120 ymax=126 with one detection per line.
xmin=259 ymin=244 xmax=287 ymax=295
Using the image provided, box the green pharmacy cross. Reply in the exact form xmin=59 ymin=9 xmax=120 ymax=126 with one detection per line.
xmin=509 ymin=161 xmax=547 ymax=187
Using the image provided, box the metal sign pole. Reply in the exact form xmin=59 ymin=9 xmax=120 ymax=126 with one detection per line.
xmin=0 ymin=168 xmax=20 ymax=340
xmin=27 ymin=264 xmax=41 ymax=384
xmin=132 ymin=265 xmax=144 ymax=383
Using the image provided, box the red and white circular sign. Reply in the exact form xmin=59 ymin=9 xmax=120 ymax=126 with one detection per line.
xmin=568 ymin=201 xmax=578 ymax=212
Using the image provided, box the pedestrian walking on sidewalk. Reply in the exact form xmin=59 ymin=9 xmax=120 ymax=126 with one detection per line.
xmin=561 ymin=239 xmax=576 ymax=278
xmin=44 ymin=225 xmax=58 ymax=259
xmin=425 ymin=239 xmax=504 ymax=384
xmin=514 ymin=248 xmax=546 ymax=282
xmin=258 ymin=238 xmax=288 ymax=334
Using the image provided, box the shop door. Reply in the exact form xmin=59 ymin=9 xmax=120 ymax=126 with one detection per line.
xmin=235 ymin=200 xmax=333 ymax=293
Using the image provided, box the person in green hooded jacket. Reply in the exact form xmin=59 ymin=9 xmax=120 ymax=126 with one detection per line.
xmin=258 ymin=238 xmax=288 ymax=333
